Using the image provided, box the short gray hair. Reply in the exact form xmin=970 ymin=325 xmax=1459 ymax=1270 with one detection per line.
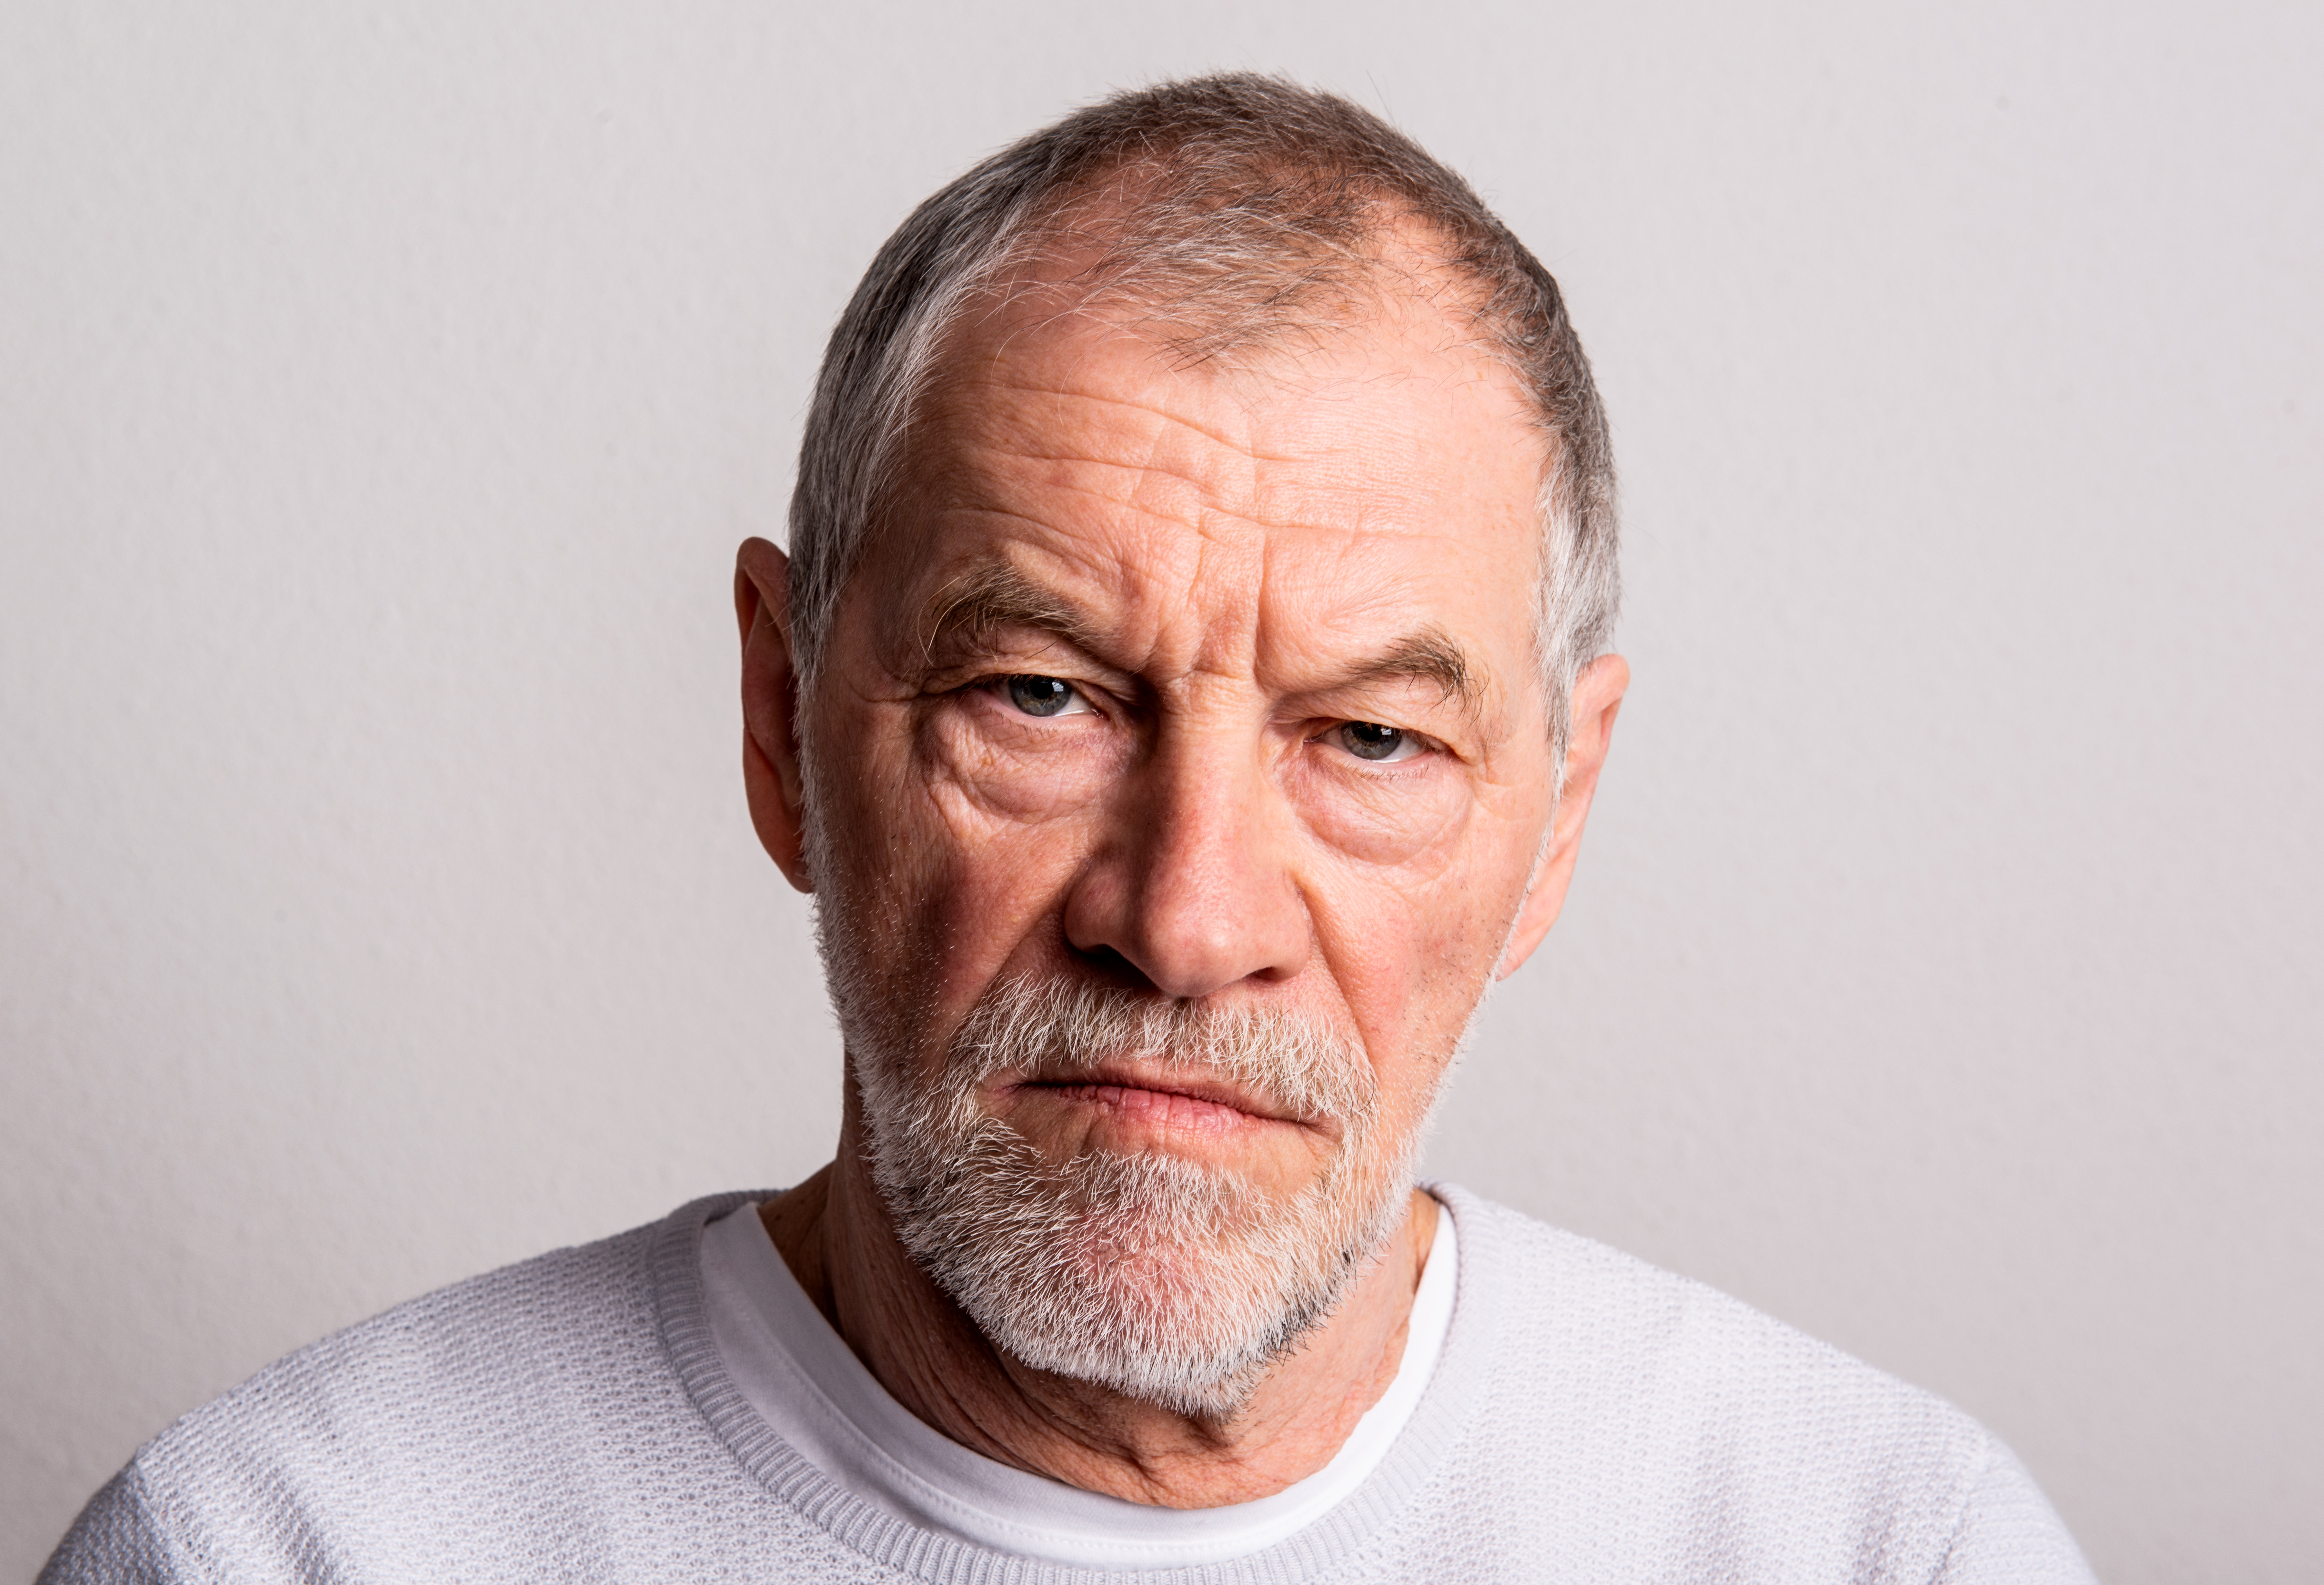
xmin=787 ymin=73 xmax=1618 ymax=773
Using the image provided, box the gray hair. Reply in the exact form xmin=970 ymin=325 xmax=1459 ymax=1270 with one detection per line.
xmin=786 ymin=72 xmax=1618 ymax=775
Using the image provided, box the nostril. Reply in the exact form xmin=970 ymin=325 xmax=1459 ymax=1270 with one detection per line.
xmin=1069 ymin=943 xmax=1152 ymax=991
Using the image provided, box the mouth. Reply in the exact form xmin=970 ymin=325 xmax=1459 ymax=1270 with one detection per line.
xmin=1005 ymin=1064 xmax=1309 ymax=1139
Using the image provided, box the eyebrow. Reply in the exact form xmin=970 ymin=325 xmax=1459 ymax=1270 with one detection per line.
xmin=1337 ymin=629 xmax=1481 ymax=715
xmin=918 ymin=559 xmax=1104 ymax=665
xmin=916 ymin=556 xmax=1489 ymax=724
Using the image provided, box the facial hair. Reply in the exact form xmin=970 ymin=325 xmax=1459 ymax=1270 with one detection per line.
xmin=846 ymin=974 xmax=1425 ymax=1421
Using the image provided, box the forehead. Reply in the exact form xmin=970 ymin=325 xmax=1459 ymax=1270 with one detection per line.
xmin=885 ymin=288 xmax=1548 ymax=675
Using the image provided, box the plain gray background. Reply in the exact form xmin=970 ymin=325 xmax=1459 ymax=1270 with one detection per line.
xmin=4 ymin=2 xmax=2317 ymax=1579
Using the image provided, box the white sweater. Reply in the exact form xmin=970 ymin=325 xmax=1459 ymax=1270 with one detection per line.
xmin=42 ymin=1186 xmax=2095 ymax=1583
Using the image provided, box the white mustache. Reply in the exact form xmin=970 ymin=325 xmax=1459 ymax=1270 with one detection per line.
xmin=945 ymin=976 xmax=1377 ymax=1127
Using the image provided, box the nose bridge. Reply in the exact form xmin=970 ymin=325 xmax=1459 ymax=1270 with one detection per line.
xmin=1083 ymin=712 xmax=1310 ymax=998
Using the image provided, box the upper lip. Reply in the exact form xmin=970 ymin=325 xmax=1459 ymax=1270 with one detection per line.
xmin=1011 ymin=1063 xmax=1305 ymax=1126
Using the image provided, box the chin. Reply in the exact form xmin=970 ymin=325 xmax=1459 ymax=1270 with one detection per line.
xmin=840 ymin=968 xmax=1427 ymax=1413
xmin=916 ymin=1129 xmax=1394 ymax=1413
xmin=872 ymin=1111 xmax=1414 ymax=1419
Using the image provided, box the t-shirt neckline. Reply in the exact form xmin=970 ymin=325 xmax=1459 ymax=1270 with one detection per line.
xmin=696 ymin=1194 xmax=1460 ymax=1570
xmin=651 ymin=1182 xmax=1498 ymax=1585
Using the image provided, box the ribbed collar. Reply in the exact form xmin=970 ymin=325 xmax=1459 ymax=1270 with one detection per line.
xmin=653 ymin=1183 xmax=1502 ymax=1584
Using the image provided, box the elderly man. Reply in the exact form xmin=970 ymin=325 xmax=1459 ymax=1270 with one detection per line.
xmin=45 ymin=75 xmax=2092 ymax=1583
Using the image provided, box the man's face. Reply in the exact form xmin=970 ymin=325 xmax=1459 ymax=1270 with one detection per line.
xmin=791 ymin=281 xmax=1570 ymax=1407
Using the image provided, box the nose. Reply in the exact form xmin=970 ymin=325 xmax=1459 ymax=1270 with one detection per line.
xmin=1061 ymin=727 xmax=1312 ymax=998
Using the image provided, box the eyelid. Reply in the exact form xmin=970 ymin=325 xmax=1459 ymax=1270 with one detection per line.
xmin=1311 ymin=719 xmax=1439 ymax=765
xmin=939 ymin=629 xmax=1133 ymax=698
xmin=982 ymin=671 xmax=1105 ymax=719
xmin=925 ymin=654 xmax=1095 ymax=697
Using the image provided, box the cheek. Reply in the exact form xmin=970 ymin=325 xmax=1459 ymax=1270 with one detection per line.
xmin=1297 ymin=795 xmax=1541 ymax=1117
xmin=840 ymin=699 xmax=1123 ymax=1023
xmin=1315 ymin=871 xmax=1494 ymax=1046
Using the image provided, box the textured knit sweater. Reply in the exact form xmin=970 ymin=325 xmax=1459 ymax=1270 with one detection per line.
xmin=42 ymin=1186 xmax=2095 ymax=1583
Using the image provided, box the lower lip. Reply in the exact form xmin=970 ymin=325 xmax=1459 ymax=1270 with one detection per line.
xmin=1028 ymin=1080 xmax=1273 ymax=1137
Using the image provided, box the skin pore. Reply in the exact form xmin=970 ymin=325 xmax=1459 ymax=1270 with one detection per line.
xmin=733 ymin=261 xmax=1628 ymax=1508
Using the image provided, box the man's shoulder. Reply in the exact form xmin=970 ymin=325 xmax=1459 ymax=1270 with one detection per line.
xmin=1426 ymin=1185 xmax=2046 ymax=1580
xmin=147 ymin=1200 xmax=687 ymax=1455
xmin=1441 ymin=1182 xmax=1976 ymax=1436
xmin=72 ymin=1195 xmax=760 ymax=1583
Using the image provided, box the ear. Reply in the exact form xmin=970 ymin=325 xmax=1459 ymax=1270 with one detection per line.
xmin=1497 ymin=653 xmax=1628 ymax=979
xmin=736 ymin=536 xmax=814 ymax=892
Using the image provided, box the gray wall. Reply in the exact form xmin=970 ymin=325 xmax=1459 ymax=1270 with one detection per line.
xmin=4 ymin=2 xmax=2316 ymax=1580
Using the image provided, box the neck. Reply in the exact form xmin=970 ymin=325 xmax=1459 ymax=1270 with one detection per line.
xmin=759 ymin=1090 xmax=1438 ymax=1509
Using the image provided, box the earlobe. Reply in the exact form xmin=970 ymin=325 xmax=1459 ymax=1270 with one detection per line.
xmin=1494 ymin=847 xmax=1566 ymax=980
xmin=736 ymin=537 xmax=814 ymax=893
xmin=1495 ymin=652 xmax=1629 ymax=980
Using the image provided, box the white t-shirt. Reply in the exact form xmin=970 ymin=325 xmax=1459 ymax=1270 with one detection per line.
xmin=697 ymin=1198 xmax=1459 ymax=1570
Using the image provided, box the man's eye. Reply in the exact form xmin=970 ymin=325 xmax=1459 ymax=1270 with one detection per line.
xmin=1002 ymin=675 xmax=1090 ymax=718
xmin=1334 ymin=721 xmax=1422 ymax=763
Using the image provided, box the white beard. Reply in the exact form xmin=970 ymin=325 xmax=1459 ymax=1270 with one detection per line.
xmin=845 ymin=974 xmax=1424 ymax=1421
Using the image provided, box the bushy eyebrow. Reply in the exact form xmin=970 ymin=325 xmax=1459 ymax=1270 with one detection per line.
xmin=916 ymin=556 xmax=1488 ymax=726
xmin=1333 ymin=630 xmax=1481 ymax=716
xmin=918 ymin=559 xmax=1104 ymax=664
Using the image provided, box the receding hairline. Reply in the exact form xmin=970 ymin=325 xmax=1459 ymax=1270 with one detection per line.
xmin=948 ymin=165 xmax=1528 ymax=383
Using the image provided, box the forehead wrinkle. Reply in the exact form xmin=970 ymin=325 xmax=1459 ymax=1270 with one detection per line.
xmin=963 ymin=376 xmax=1309 ymax=473
xmin=952 ymin=402 xmax=1282 ymax=547
xmin=927 ymin=461 xmax=1270 ymax=642
xmin=948 ymin=455 xmax=1215 ymax=548
xmin=971 ymin=443 xmax=1254 ymax=535
xmin=937 ymin=434 xmax=1287 ymax=624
